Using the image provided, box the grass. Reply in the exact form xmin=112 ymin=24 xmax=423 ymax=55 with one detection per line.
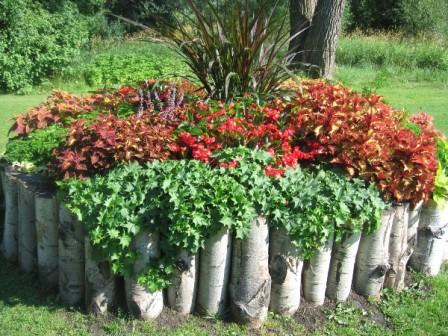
xmin=1 ymin=255 xmax=447 ymax=335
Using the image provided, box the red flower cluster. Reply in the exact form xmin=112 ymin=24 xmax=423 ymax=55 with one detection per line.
xmin=288 ymin=81 xmax=439 ymax=204
xmin=170 ymin=100 xmax=322 ymax=173
xmin=50 ymin=114 xmax=176 ymax=179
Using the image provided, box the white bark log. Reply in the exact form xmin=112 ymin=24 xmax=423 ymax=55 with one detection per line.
xmin=196 ymin=227 xmax=232 ymax=317
xmin=384 ymin=203 xmax=410 ymax=290
xmin=167 ymin=249 xmax=198 ymax=315
xmin=408 ymin=201 xmax=423 ymax=261
xmin=125 ymin=230 xmax=163 ymax=320
xmin=326 ymin=232 xmax=361 ymax=302
xmin=409 ymin=201 xmax=448 ymax=276
xmin=303 ymin=232 xmax=334 ymax=306
xmin=17 ymin=176 xmax=37 ymax=272
xmin=269 ymin=227 xmax=303 ymax=316
xmin=0 ymin=168 xmax=19 ymax=260
xmin=58 ymin=204 xmax=85 ymax=306
xmin=85 ymin=238 xmax=115 ymax=315
xmin=354 ymin=208 xmax=395 ymax=298
xmin=230 ymin=216 xmax=271 ymax=328
xmin=35 ymin=190 xmax=59 ymax=287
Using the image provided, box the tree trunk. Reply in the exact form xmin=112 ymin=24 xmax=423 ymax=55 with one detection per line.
xmin=302 ymin=232 xmax=334 ymax=306
xmin=354 ymin=208 xmax=395 ymax=298
xmin=167 ymin=249 xmax=198 ymax=315
xmin=409 ymin=201 xmax=448 ymax=276
xmin=17 ymin=175 xmax=37 ymax=273
xmin=230 ymin=216 xmax=271 ymax=328
xmin=85 ymin=238 xmax=115 ymax=315
xmin=289 ymin=0 xmax=318 ymax=63
xmin=0 ymin=167 xmax=19 ymax=261
xmin=58 ymin=204 xmax=85 ymax=306
xmin=326 ymin=232 xmax=361 ymax=302
xmin=196 ymin=227 xmax=232 ymax=317
xmin=299 ymin=0 xmax=346 ymax=78
xmin=125 ymin=230 xmax=163 ymax=320
xmin=269 ymin=227 xmax=303 ymax=316
xmin=35 ymin=189 xmax=59 ymax=288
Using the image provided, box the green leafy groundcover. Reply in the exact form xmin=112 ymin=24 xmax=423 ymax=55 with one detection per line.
xmin=59 ymin=147 xmax=385 ymax=292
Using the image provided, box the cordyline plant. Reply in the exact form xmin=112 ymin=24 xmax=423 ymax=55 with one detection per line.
xmin=159 ymin=0 xmax=300 ymax=101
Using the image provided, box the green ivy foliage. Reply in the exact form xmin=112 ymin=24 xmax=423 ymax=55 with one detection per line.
xmin=59 ymin=148 xmax=386 ymax=291
xmin=3 ymin=124 xmax=68 ymax=173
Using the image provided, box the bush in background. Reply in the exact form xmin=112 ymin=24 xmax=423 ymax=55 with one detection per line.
xmin=0 ymin=0 xmax=90 ymax=93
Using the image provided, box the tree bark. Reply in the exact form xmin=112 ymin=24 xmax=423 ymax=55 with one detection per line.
xmin=17 ymin=175 xmax=37 ymax=273
xmin=196 ymin=227 xmax=232 ymax=317
xmin=289 ymin=0 xmax=318 ymax=62
xmin=58 ymin=204 xmax=85 ymax=306
xmin=230 ymin=216 xmax=271 ymax=328
xmin=0 ymin=167 xmax=19 ymax=261
xmin=354 ymin=207 xmax=395 ymax=299
xmin=302 ymin=232 xmax=334 ymax=306
xmin=35 ymin=189 xmax=59 ymax=288
xmin=293 ymin=0 xmax=346 ymax=78
xmin=384 ymin=203 xmax=410 ymax=290
xmin=269 ymin=227 xmax=303 ymax=316
xmin=326 ymin=232 xmax=361 ymax=302
xmin=409 ymin=201 xmax=448 ymax=276
xmin=167 ymin=249 xmax=198 ymax=315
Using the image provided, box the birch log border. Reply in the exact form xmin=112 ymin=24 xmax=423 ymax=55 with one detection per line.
xmin=196 ymin=227 xmax=232 ymax=317
xmin=303 ymin=232 xmax=334 ymax=306
xmin=326 ymin=232 xmax=361 ymax=302
xmin=35 ymin=187 xmax=59 ymax=288
xmin=0 ymin=166 xmax=19 ymax=260
xmin=85 ymin=238 xmax=116 ymax=315
xmin=17 ymin=175 xmax=38 ymax=273
xmin=269 ymin=227 xmax=303 ymax=315
xmin=354 ymin=208 xmax=395 ymax=298
xmin=230 ymin=216 xmax=271 ymax=328
xmin=409 ymin=201 xmax=448 ymax=276
xmin=125 ymin=230 xmax=163 ymax=320
xmin=384 ymin=203 xmax=410 ymax=290
xmin=58 ymin=204 xmax=85 ymax=306
xmin=167 ymin=250 xmax=198 ymax=315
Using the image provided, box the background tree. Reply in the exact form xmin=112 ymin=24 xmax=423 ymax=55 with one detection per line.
xmin=289 ymin=0 xmax=346 ymax=78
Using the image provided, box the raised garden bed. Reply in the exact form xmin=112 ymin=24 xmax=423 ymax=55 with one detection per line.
xmin=1 ymin=78 xmax=448 ymax=328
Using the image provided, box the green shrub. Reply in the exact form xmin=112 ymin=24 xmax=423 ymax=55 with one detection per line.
xmin=0 ymin=0 xmax=90 ymax=92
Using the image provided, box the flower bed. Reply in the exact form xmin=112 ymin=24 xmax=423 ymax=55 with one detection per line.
xmin=1 ymin=79 xmax=448 ymax=327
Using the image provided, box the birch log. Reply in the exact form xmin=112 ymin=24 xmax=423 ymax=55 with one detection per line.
xmin=409 ymin=201 xmax=448 ymax=276
xmin=196 ymin=228 xmax=232 ymax=317
xmin=167 ymin=249 xmax=198 ymax=315
xmin=17 ymin=176 xmax=37 ymax=272
xmin=85 ymin=238 xmax=115 ymax=315
xmin=303 ymin=232 xmax=334 ymax=306
xmin=230 ymin=216 xmax=271 ymax=328
xmin=408 ymin=201 xmax=423 ymax=262
xmin=59 ymin=204 xmax=85 ymax=306
xmin=269 ymin=227 xmax=303 ymax=316
xmin=125 ymin=230 xmax=163 ymax=320
xmin=354 ymin=208 xmax=395 ymax=298
xmin=326 ymin=232 xmax=361 ymax=302
xmin=35 ymin=189 xmax=58 ymax=287
xmin=384 ymin=203 xmax=410 ymax=290
xmin=0 ymin=168 xmax=19 ymax=260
